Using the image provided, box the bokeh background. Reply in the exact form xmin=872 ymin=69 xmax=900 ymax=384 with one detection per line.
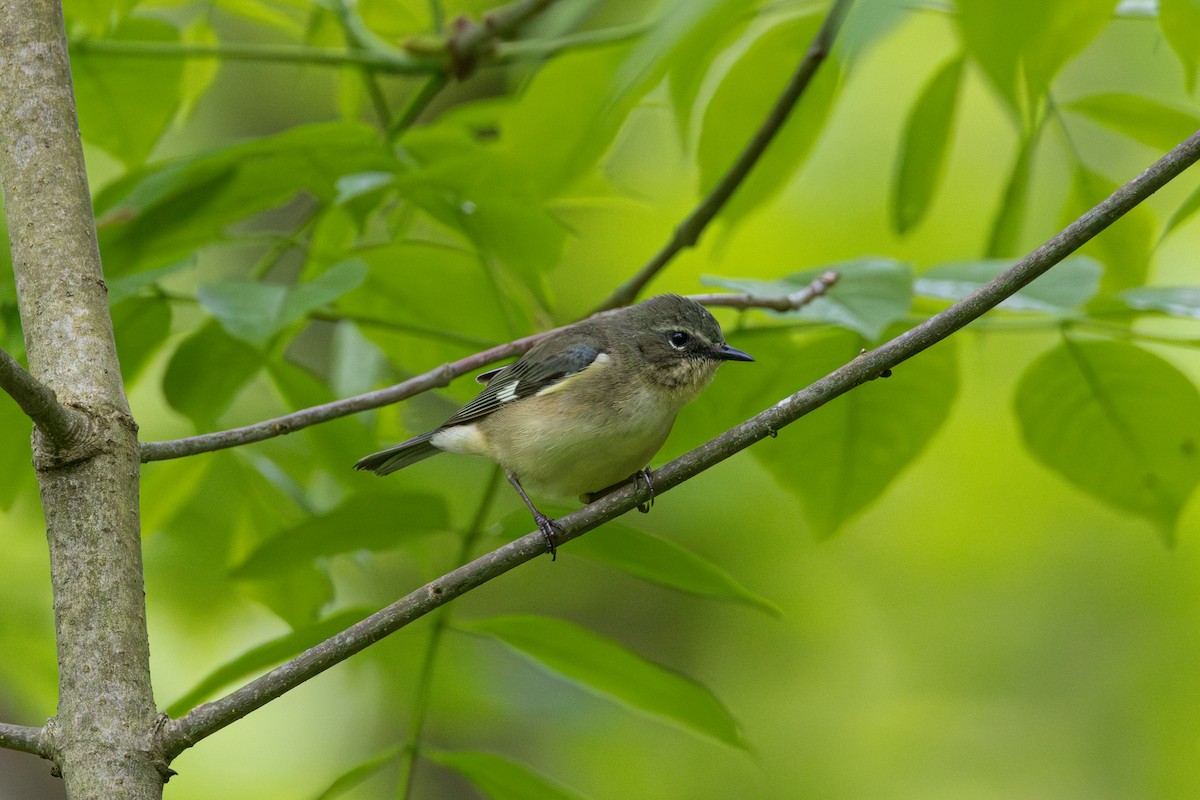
xmin=3 ymin=0 xmax=1200 ymax=797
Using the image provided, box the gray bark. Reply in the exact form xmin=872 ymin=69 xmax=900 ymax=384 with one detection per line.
xmin=0 ymin=1 xmax=162 ymax=797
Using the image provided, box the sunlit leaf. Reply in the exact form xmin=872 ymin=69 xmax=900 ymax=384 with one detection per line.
xmin=892 ymin=55 xmax=965 ymax=235
xmin=1065 ymin=93 xmax=1200 ymax=151
xmin=72 ymin=17 xmax=184 ymax=166
xmin=1120 ymin=286 xmax=1200 ymax=319
xmin=986 ymin=130 xmax=1038 ymax=257
xmin=162 ymin=321 xmax=263 ymax=429
xmin=111 ymin=297 xmax=172 ymax=383
xmin=955 ymin=0 xmax=1117 ymax=122
xmin=462 ymin=615 xmax=744 ymax=747
xmin=564 ymin=520 xmax=779 ymax=614
xmin=697 ymin=13 xmax=840 ymax=229
xmin=1015 ymin=340 xmax=1200 ymax=541
xmin=1060 ymin=166 xmax=1154 ymax=292
xmin=231 ymin=492 xmax=451 ymax=578
xmin=96 ymin=123 xmax=394 ymax=276
xmin=915 ymin=256 xmax=1103 ymax=312
xmin=312 ymin=745 xmax=404 ymax=800
xmin=703 ymin=327 xmax=958 ymax=538
xmin=427 ymin=750 xmax=587 ymax=800
xmin=1160 ymin=0 xmax=1200 ymax=92
xmin=666 ymin=0 xmax=758 ymax=143
xmin=703 ymin=258 xmax=914 ymax=341
xmin=165 ymin=608 xmax=373 ymax=717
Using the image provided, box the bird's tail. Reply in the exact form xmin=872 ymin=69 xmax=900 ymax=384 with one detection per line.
xmin=354 ymin=432 xmax=440 ymax=476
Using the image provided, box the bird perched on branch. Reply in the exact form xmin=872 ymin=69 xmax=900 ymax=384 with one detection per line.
xmin=355 ymin=294 xmax=754 ymax=558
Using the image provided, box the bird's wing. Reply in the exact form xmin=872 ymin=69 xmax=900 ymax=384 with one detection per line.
xmin=439 ymin=341 xmax=604 ymax=429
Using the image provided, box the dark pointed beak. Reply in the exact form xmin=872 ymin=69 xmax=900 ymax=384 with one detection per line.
xmin=714 ymin=343 xmax=754 ymax=362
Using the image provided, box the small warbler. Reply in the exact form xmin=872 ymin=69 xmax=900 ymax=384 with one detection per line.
xmin=354 ymin=293 xmax=753 ymax=557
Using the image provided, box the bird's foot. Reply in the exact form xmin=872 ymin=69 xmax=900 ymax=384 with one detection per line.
xmin=634 ymin=468 xmax=655 ymax=514
xmin=532 ymin=511 xmax=563 ymax=561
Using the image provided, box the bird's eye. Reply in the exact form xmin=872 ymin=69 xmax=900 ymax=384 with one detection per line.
xmin=668 ymin=331 xmax=690 ymax=349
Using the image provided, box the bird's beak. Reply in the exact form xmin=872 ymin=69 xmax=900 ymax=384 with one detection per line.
xmin=714 ymin=343 xmax=754 ymax=362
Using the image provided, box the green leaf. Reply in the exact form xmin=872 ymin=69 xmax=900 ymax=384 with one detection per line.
xmin=612 ymin=0 xmax=731 ymax=110
xmin=312 ymin=745 xmax=404 ymax=800
xmin=111 ymin=297 xmax=172 ymax=384
xmin=666 ymin=0 xmax=758 ymax=143
xmin=72 ymin=17 xmax=184 ymax=166
xmin=568 ymin=522 xmax=779 ymax=615
xmin=427 ymin=750 xmax=587 ymax=800
xmin=165 ymin=608 xmax=372 ymax=717
xmin=0 ymin=396 xmax=34 ymax=511
xmin=1015 ymin=340 xmax=1200 ymax=541
xmin=915 ymin=256 xmax=1103 ymax=312
xmin=62 ymin=0 xmax=137 ymax=35
xmin=1161 ymin=0 xmax=1200 ymax=92
xmin=1120 ymin=286 xmax=1200 ymax=319
xmin=198 ymin=259 xmax=368 ymax=347
xmin=986 ymin=129 xmax=1038 ymax=257
xmin=96 ymin=123 xmax=394 ymax=277
xmin=891 ymin=55 xmax=965 ymax=235
xmin=462 ymin=615 xmax=743 ymax=748
xmin=955 ymin=0 xmax=1118 ymax=122
xmin=703 ymin=258 xmax=914 ymax=341
xmin=1164 ymin=181 xmax=1200 ymax=237
xmin=1060 ymin=166 xmax=1153 ymax=292
xmin=231 ymin=492 xmax=450 ymax=578
xmin=162 ymin=321 xmax=263 ymax=429
xmin=697 ymin=14 xmax=840 ymax=228
xmin=177 ymin=19 xmax=221 ymax=122
xmin=704 ymin=328 xmax=957 ymax=538
xmin=1065 ymin=93 xmax=1200 ymax=151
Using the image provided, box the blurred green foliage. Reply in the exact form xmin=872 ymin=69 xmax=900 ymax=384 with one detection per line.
xmin=3 ymin=0 xmax=1200 ymax=798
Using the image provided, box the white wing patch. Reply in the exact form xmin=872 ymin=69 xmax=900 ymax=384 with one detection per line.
xmin=535 ymin=351 xmax=611 ymax=397
xmin=495 ymin=381 xmax=519 ymax=403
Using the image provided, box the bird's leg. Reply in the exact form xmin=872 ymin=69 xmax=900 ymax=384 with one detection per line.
xmin=634 ymin=467 xmax=655 ymax=514
xmin=506 ymin=471 xmax=561 ymax=560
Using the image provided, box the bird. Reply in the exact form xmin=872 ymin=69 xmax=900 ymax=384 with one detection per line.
xmin=354 ymin=293 xmax=754 ymax=558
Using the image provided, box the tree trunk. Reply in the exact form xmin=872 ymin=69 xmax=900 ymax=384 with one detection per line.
xmin=0 ymin=1 xmax=162 ymax=797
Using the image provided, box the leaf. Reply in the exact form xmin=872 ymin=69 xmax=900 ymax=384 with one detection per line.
xmin=703 ymin=258 xmax=914 ymax=341
xmin=1014 ymin=340 xmax=1200 ymax=541
xmin=177 ymin=19 xmax=221 ymax=122
xmin=311 ymin=745 xmax=404 ymax=800
xmin=427 ymin=750 xmax=587 ymax=800
xmin=1160 ymin=0 xmax=1200 ymax=92
xmin=165 ymin=608 xmax=373 ymax=717
xmin=955 ymin=0 xmax=1118 ymax=121
xmin=1060 ymin=166 xmax=1154 ymax=292
xmin=703 ymin=328 xmax=958 ymax=538
xmin=72 ymin=17 xmax=184 ymax=166
xmin=567 ymin=522 xmax=779 ymax=615
xmin=1164 ymin=181 xmax=1200 ymax=237
xmin=697 ymin=14 xmax=840 ymax=229
xmin=231 ymin=492 xmax=450 ymax=578
xmin=1065 ymin=93 xmax=1200 ymax=151
xmin=110 ymin=297 xmax=172 ymax=384
xmin=96 ymin=123 xmax=394 ymax=277
xmin=462 ymin=615 xmax=743 ymax=748
xmin=986 ymin=129 xmax=1038 ymax=257
xmin=892 ymin=55 xmax=965 ymax=235
xmin=162 ymin=321 xmax=263 ymax=429
xmin=1120 ymin=286 xmax=1200 ymax=319
xmin=198 ymin=259 xmax=368 ymax=347
xmin=915 ymin=256 xmax=1103 ymax=312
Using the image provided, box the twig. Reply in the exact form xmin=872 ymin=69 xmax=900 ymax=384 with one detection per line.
xmin=330 ymin=0 xmax=394 ymax=128
xmin=70 ymin=39 xmax=440 ymax=73
xmin=157 ymin=128 xmax=1200 ymax=762
xmin=445 ymin=0 xmax=555 ymax=78
xmin=591 ymin=0 xmax=854 ymax=313
xmin=692 ymin=271 xmax=839 ymax=311
xmin=0 ymin=347 xmax=90 ymax=451
xmin=139 ymin=282 xmax=833 ymax=463
xmin=0 ymin=721 xmax=48 ymax=757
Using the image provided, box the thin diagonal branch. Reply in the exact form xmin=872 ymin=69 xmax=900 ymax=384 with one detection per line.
xmin=591 ymin=0 xmax=854 ymax=313
xmin=0 ymin=346 xmax=90 ymax=450
xmin=157 ymin=127 xmax=1200 ymax=764
xmin=138 ymin=285 xmax=832 ymax=463
xmin=0 ymin=721 xmax=48 ymax=757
